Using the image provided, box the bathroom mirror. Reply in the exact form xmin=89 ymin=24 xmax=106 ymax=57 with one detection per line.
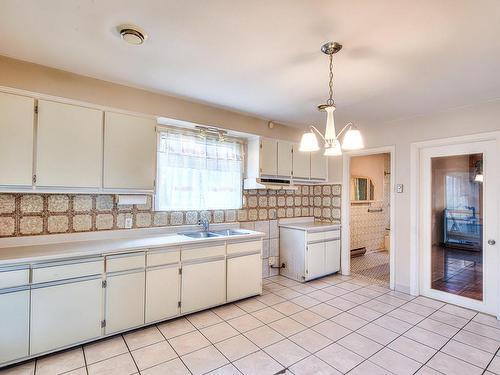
xmin=351 ymin=176 xmax=375 ymax=201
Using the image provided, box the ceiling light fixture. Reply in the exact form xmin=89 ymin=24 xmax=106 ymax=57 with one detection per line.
xmin=299 ymin=42 xmax=364 ymax=156
xmin=117 ymin=25 xmax=147 ymax=45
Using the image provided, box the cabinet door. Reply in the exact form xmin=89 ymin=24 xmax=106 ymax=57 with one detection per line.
xmin=277 ymin=141 xmax=293 ymax=177
xmin=325 ymin=240 xmax=341 ymax=274
xmin=292 ymin=144 xmax=310 ymax=179
xmin=105 ymin=270 xmax=145 ymax=334
xmin=181 ymin=258 xmax=226 ymax=314
xmin=145 ymin=265 xmax=180 ymax=323
xmin=37 ymin=100 xmax=103 ymax=188
xmin=0 ymin=92 xmax=34 ymax=187
xmin=227 ymin=253 xmax=262 ymax=302
xmin=104 ymin=112 xmax=156 ymax=190
xmin=0 ymin=288 xmax=30 ymax=364
xmin=310 ymin=150 xmax=327 ymax=180
xmin=30 ymin=277 xmax=102 ymax=355
xmin=260 ymin=138 xmax=277 ymax=176
xmin=306 ymin=242 xmax=325 ymax=279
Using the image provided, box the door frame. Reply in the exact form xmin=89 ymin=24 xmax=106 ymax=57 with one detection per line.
xmin=341 ymin=145 xmax=396 ymax=290
xmin=410 ymin=131 xmax=500 ymax=314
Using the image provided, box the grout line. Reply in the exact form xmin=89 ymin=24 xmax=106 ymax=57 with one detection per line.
xmin=412 ymin=307 xmax=480 ymax=374
xmin=482 ymin=346 xmax=500 ymax=375
xmin=121 ymin=333 xmax=141 ymax=374
xmin=155 ymin=323 xmax=194 ymax=375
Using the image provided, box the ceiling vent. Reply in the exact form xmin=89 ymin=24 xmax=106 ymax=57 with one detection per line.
xmin=117 ymin=25 xmax=147 ymax=45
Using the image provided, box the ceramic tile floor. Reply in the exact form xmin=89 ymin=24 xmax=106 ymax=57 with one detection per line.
xmin=2 ymin=273 xmax=500 ymax=375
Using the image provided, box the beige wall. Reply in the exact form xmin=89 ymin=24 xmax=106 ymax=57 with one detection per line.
xmin=330 ymin=99 xmax=500 ymax=291
xmin=0 ymin=55 xmax=302 ymax=141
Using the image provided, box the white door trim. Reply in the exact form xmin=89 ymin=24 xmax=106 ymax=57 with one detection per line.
xmin=410 ymin=131 xmax=500 ymax=302
xmin=341 ymin=145 xmax=396 ymax=290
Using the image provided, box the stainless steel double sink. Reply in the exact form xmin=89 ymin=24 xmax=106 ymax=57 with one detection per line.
xmin=179 ymin=229 xmax=248 ymax=238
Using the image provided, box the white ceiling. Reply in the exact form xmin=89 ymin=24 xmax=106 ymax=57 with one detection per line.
xmin=0 ymin=0 xmax=499 ymax=128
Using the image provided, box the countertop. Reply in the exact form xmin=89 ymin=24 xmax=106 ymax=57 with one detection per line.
xmin=0 ymin=230 xmax=265 ymax=266
xmin=278 ymin=221 xmax=341 ymax=232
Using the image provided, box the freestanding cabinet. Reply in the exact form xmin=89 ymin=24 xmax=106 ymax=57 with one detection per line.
xmin=279 ymin=220 xmax=341 ymax=282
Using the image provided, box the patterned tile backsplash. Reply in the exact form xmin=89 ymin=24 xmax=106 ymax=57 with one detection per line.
xmin=0 ymin=184 xmax=341 ymax=237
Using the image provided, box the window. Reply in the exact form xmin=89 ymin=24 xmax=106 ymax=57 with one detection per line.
xmin=156 ymin=129 xmax=243 ymax=211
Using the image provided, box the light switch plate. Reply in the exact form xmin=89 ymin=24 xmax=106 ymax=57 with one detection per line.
xmin=396 ymin=184 xmax=404 ymax=193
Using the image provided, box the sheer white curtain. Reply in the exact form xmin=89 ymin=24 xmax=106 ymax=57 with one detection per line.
xmin=156 ymin=130 xmax=243 ymax=211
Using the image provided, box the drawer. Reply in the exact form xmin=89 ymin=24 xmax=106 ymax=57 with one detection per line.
xmin=181 ymin=244 xmax=225 ymax=262
xmin=227 ymin=240 xmax=262 ymax=256
xmin=307 ymin=231 xmax=324 ymax=242
xmin=0 ymin=266 xmax=30 ymax=289
xmin=32 ymin=258 xmax=103 ymax=284
xmin=147 ymin=248 xmax=180 ymax=267
xmin=323 ymin=230 xmax=340 ymax=241
xmin=106 ymin=252 xmax=145 ymax=273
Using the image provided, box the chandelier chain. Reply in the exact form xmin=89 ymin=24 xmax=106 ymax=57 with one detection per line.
xmin=327 ymin=53 xmax=334 ymax=106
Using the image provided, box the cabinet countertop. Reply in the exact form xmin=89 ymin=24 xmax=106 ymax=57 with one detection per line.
xmin=0 ymin=231 xmax=265 ymax=266
xmin=278 ymin=221 xmax=341 ymax=232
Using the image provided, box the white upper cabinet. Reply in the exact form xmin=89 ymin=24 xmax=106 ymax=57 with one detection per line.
xmin=0 ymin=92 xmax=34 ymax=187
xmin=310 ymin=150 xmax=328 ymax=180
xmin=292 ymin=144 xmax=310 ymax=179
xmin=277 ymin=141 xmax=293 ymax=177
xmin=36 ymin=100 xmax=103 ymax=188
xmin=259 ymin=138 xmax=278 ymax=176
xmin=104 ymin=112 xmax=156 ymax=191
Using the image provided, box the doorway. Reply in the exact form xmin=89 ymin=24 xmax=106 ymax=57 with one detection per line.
xmin=349 ymin=153 xmax=391 ymax=285
xmin=341 ymin=146 xmax=395 ymax=290
xmin=418 ymin=138 xmax=499 ymax=314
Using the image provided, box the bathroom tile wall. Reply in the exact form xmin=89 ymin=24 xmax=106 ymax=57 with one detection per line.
xmin=0 ymin=184 xmax=341 ymax=237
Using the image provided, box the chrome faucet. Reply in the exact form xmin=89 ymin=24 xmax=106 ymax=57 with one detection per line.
xmin=199 ymin=217 xmax=210 ymax=232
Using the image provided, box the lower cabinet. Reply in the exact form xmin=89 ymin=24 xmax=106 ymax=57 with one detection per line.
xmin=325 ymin=240 xmax=341 ymax=274
xmin=145 ymin=264 xmax=180 ymax=323
xmin=30 ymin=276 xmax=102 ymax=355
xmin=227 ymin=253 xmax=262 ymax=301
xmin=0 ymin=287 xmax=30 ymax=364
xmin=306 ymin=242 xmax=326 ymax=279
xmin=181 ymin=258 xmax=226 ymax=314
xmin=105 ymin=269 xmax=145 ymax=334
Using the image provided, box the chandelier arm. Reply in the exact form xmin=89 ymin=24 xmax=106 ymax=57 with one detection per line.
xmin=309 ymin=125 xmax=327 ymax=142
xmin=336 ymin=122 xmax=353 ymax=138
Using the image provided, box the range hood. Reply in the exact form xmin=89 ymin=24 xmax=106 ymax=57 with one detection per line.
xmin=243 ymin=178 xmax=298 ymax=191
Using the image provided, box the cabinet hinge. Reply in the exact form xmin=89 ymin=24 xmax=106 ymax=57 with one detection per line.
xmin=34 ymin=105 xmax=38 ymax=114
xmin=306 ymin=269 xmax=308 ymax=275
xmin=101 ymin=320 xmax=106 ymax=328
xmin=32 ymin=174 xmax=36 ymax=184
xmin=260 ymin=142 xmax=262 ymax=149
xmin=102 ymin=280 xmax=107 ymax=288
xmin=178 ymin=301 xmax=181 ymax=308
xmin=178 ymin=268 xmax=182 ymax=275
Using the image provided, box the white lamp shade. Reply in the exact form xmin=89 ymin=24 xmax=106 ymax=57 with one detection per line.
xmin=342 ymin=127 xmax=364 ymax=150
xmin=324 ymin=106 xmax=336 ymax=141
xmin=324 ymin=139 xmax=342 ymax=156
xmin=299 ymin=132 xmax=320 ymax=152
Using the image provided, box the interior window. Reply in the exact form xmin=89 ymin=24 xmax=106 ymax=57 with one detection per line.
xmin=156 ymin=129 xmax=243 ymax=211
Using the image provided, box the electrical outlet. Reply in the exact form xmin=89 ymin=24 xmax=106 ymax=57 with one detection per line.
xmin=268 ymin=257 xmax=279 ymax=267
xmin=125 ymin=217 xmax=133 ymax=229
xmin=396 ymin=184 xmax=404 ymax=193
